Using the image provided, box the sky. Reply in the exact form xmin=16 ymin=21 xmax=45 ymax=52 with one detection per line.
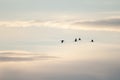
xmin=0 ymin=0 xmax=120 ymax=80
xmin=0 ymin=0 xmax=120 ymax=31
xmin=0 ymin=0 xmax=120 ymax=20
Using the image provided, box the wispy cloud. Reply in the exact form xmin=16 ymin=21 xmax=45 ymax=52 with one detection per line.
xmin=73 ymin=18 xmax=120 ymax=32
xmin=0 ymin=17 xmax=120 ymax=32
xmin=0 ymin=51 xmax=57 ymax=62
xmin=74 ymin=18 xmax=120 ymax=27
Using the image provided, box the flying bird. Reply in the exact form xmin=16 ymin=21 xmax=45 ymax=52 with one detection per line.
xmin=74 ymin=38 xmax=77 ymax=42
xmin=78 ymin=38 xmax=81 ymax=40
xmin=91 ymin=39 xmax=94 ymax=42
xmin=61 ymin=40 xmax=64 ymax=43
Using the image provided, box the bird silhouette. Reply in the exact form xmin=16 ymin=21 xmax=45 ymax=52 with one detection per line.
xmin=78 ymin=38 xmax=81 ymax=40
xmin=74 ymin=38 xmax=77 ymax=42
xmin=61 ymin=40 xmax=64 ymax=43
xmin=91 ymin=39 xmax=94 ymax=42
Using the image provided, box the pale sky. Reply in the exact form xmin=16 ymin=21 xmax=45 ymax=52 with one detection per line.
xmin=0 ymin=1 xmax=120 ymax=80
xmin=0 ymin=0 xmax=120 ymax=32
xmin=0 ymin=0 xmax=120 ymax=20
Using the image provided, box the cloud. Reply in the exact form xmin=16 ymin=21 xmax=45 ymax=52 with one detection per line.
xmin=0 ymin=51 xmax=57 ymax=62
xmin=0 ymin=18 xmax=120 ymax=32
xmin=74 ymin=18 xmax=120 ymax=27
xmin=72 ymin=18 xmax=120 ymax=32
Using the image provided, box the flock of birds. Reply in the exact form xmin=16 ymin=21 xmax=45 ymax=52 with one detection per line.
xmin=60 ymin=38 xmax=94 ymax=43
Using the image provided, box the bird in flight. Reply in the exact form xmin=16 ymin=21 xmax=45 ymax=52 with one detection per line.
xmin=61 ymin=40 xmax=64 ymax=43
xmin=78 ymin=38 xmax=81 ymax=40
xmin=91 ymin=39 xmax=94 ymax=42
xmin=74 ymin=38 xmax=77 ymax=42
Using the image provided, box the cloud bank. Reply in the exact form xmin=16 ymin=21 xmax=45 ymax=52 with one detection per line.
xmin=0 ymin=18 xmax=120 ymax=32
xmin=0 ymin=51 xmax=57 ymax=62
xmin=73 ymin=18 xmax=120 ymax=31
xmin=78 ymin=18 xmax=120 ymax=26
